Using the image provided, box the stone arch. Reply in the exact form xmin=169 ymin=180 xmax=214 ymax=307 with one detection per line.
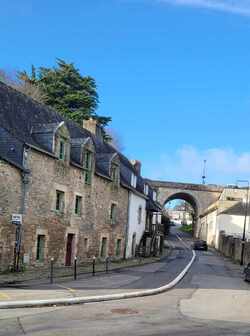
xmin=164 ymin=191 xmax=200 ymax=218
xmin=148 ymin=180 xmax=223 ymax=237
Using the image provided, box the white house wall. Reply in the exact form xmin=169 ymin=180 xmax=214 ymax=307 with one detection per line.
xmin=206 ymin=210 xmax=217 ymax=247
xmin=126 ymin=192 xmax=146 ymax=258
xmin=215 ymin=214 xmax=250 ymax=246
xmin=202 ymin=211 xmax=250 ymax=249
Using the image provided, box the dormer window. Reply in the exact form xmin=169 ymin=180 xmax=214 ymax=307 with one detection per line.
xmin=131 ymin=173 xmax=137 ymax=188
xmin=54 ymin=122 xmax=70 ymax=163
xmin=153 ymin=191 xmax=157 ymax=202
xmin=144 ymin=184 xmax=149 ymax=195
xmin=84 ymin=150 xmax=93 ymax=185
xmin=111 ymin=163 xmax=119 ymax=187
xmin=59 ymin=139 xmax=65 ymax=161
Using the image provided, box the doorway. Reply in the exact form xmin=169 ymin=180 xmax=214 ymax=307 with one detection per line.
xmin=65 ymin=233 xmax=74 ymax=266
xmin=131 ymin=233 xmax=136 ymax=257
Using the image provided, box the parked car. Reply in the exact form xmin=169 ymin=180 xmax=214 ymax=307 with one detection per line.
xmin=244 ymin=263 xmax=250 ymax=282
xmin=192 ymin=240 xmax=208 ymax=251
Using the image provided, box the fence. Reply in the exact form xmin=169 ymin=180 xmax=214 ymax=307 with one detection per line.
xmin=0 ymin=255 xmax=159 ymax=285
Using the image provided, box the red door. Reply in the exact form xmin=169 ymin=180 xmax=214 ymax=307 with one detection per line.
xmin=65 ymin=234 xmax=74 ymax=266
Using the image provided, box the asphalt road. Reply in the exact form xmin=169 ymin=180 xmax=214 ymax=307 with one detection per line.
xmin=0 ymin=228 xmax=250 ymax=336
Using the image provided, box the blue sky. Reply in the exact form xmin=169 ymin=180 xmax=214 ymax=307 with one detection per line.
xmin=1 ymin=0 xmax=250 ymax=185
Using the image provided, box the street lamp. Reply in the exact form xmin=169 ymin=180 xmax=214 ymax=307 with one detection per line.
xmin=236 ymin=180 xmax=249 ymax=265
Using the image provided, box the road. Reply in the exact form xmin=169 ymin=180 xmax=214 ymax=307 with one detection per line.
xmin=0 ymin=228 xmax=250 ymax=336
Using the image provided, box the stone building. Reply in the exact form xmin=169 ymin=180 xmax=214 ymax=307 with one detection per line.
xmin=0 ymin=82 xmax=163 ymax=271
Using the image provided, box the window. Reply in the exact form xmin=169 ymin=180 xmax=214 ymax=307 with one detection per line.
xmin=100 ymin=237 xmax=107 ymax=258
xmin=226 ymin=197 xmax=243 ymax=201
xmin=144 ymin=184 xmax=149 ymax=195
xmin=56 ymin=190 xmax=65 ymax=212
xmin=75 ymin=195 xmax=82 ymax=216
xmin=36 ymin=235 xmax=45 ymax=262
xmin=84 ymin=150 xmax=93 ymax=185
xmin=111 ymin=163 xmax=119 ymax=186
xmin=84 ymin=238 xmax=89 ymax=251
xmin=59 ymin=139 xmax=65 ymax=160
xmin=110 ymin=203 xmax=117 ymax=224
xmin=153 ymin=191 xmax=157 ymax=202
xmin=131 ymin=173 xmax=137 ymax=188
xmin=116 ymin=239 xmax=122 ymax=256
xmin=138 ymin=206 xmax=142 ymax=224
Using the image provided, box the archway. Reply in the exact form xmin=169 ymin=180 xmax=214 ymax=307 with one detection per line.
xmin=164 ymin=192 xmax=199 ymax=233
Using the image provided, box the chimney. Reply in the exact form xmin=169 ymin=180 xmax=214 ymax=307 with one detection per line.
xmin=83 ymin=117 xmax=104 ymax=141
xmin=130 ymin=160 xmax=142 ymax=175
xmin=82 ymin=118 xmax=98 ymax=135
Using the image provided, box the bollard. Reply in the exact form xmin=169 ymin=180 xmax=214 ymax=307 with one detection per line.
xmin=105 ymin=256 xmax=109 ymax=274
xmin=50 ymin=257 xmax=54 ymax=284
xmin=92 ymin=256 xmax=96 ymax=276
xmin=74 ymin=256 xmax=77 ymax=280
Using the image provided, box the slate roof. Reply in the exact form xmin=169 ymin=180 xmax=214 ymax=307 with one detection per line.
xmin=0 ymin=81 xmax=161 ymax=208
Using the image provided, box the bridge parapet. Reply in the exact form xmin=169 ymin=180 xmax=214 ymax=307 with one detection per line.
xmin=147 ymin=180 xmax=223 ymax=193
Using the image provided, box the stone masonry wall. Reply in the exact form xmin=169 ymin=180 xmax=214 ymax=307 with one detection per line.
xmin=0 ymin=147 xmax=129 ymax=270
xmin=0 ymin=160 xmax=22 ymax=270
xmin=217 ymin=231 xmax=250 ymax=265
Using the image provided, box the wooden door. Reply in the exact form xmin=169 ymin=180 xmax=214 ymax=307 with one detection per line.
xmin=65 ymin=234 xmax=74 ymax=266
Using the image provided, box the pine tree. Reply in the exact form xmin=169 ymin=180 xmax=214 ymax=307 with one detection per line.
xmin=18 ymin=59 xmax=111 ymax=128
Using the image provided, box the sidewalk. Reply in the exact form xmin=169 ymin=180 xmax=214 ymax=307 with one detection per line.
xmin=0 ymin=239 xmax=182 ymax=305
xmin=0 ymin=255 xmax=162 ymax=286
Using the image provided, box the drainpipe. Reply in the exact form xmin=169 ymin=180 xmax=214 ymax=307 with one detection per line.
xmin=15 ymin=146 xmax=30 ymax=272
xmin=123 ymin=191 xmax=131 ymax=260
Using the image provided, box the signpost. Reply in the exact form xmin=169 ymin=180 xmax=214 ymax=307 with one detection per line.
xmin=12 ymin=214 xmax=22 ymax=226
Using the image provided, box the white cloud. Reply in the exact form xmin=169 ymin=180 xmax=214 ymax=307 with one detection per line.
xmin=160 ymin=0 xmax=250 ymax=16
xmin=145 ymin=145 xmax=250 ymax=185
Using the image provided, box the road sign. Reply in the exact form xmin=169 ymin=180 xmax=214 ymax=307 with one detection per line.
xmin=12 ymin=214 xmax=22 ymax=225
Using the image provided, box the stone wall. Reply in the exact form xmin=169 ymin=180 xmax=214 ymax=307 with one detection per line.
xmin=0 ymin=147 xmax=129 ymax=270
xmin=217 ymin=231 xmax=250 ymax=265
xmin=0 ymin=160 xmax=22 ymax=270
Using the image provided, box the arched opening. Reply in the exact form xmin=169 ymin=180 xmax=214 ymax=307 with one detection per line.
xmin=164 ymin=192 xmax=198 ymax=234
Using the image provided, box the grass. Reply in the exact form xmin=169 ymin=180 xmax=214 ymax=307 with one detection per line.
xmin=180 ymin=224 xmax=193 ymax=233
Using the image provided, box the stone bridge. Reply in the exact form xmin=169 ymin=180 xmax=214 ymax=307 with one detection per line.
xmin=147 ymin=180 xmax=223 ymax=237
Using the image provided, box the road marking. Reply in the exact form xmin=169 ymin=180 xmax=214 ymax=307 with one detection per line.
xmin=175 ymin=233 xmax=191 ymax=250
xmin=56 ymin=284 xmax=76 ymax=293
xmin=0 ymin=292 xmax=10 ymax=300
xmin=0 ymin=233 xmax=197 ymax=308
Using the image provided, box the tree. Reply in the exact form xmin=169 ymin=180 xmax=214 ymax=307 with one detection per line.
xmin=0 ymin=68 xmax=46 ymax=104
xmin=18 ymin=59 xmax=111 ymax=128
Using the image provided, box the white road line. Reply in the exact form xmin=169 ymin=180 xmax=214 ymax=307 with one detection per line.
xmin=0 ymin=245 xmax=196 ymax=309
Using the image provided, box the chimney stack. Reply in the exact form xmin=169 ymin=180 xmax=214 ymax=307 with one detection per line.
xmin=83 ymin=118 xmax=104 ymax=141
xmin=130 ymin=160 xmax=142 ymax=175
xmin=82 ymin=118 xmax=98 ymax=135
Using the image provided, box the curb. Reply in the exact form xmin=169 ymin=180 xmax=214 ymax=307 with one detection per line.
xmin=0 ymin=247 xmax=196 ymax=309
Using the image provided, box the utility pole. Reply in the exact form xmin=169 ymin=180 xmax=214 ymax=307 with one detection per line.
xmin=236 ymin=180 xmax=249 ymax=265
xmin=202 ymin=160 xmax=207 ymax=185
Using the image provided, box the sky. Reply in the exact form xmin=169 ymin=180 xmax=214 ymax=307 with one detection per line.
xmin=1 ymin=0 xmax=250 ymax=185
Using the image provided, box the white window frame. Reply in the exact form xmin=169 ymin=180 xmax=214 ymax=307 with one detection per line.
xmin=131 ymin=173 xmax=137 ymax=188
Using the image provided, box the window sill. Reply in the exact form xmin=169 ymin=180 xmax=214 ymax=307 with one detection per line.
xmin=53 ymin=210 xmax=65 ymax=216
